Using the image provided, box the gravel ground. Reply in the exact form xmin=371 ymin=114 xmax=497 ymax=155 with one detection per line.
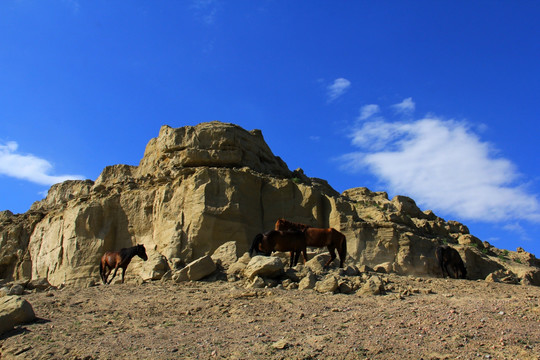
xmin=1 ymin=273 xmax=540 ymax=360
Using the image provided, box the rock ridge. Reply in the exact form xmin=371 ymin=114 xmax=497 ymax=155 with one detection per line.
xmin=0 ymin=121 xmax=539 ymax=287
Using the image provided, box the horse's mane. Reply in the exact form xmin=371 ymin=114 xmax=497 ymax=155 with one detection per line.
xmin=119 ymin=245 xmax=146 ymax=259
xmin=275 ymin=218 xmax=311 ymax=231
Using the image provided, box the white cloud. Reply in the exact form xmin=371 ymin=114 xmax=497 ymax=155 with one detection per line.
xmin=0 ymin=141 xmax=85 ymax=186
xmin=503 ymin=223 xmax=531 ymax=241
xmin=327 ymin=78 xmax=351 ymax=102
xmin=341 ymin=117 xmax=540 ymax=223
xmin=392 ymin=97 xmax=416 ymax=114
xmin=358 ymin=104 xmax=380 ymax=121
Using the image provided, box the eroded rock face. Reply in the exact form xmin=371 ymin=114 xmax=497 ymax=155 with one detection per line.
xmin=1 ymin=121 xmax=539 ymax=286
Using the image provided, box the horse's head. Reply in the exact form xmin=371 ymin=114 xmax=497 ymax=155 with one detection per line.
xmin=249 ymin=233 xmax=272 ymax=257
xmin=137 ymin=244 xmax=148 ymax=261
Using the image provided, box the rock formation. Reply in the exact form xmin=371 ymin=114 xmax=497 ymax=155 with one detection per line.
xmin=1 ymin=121 xmax=539 ymax=287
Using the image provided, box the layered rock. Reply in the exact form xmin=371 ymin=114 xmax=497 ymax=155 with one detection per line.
xmin=0 ymin=121 xmax=539 ymax=287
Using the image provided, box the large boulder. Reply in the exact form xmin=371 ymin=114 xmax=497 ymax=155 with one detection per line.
xmin=134 ymin=251 xmax=170 ymax=281
xmin=244 ymin=256 xmax=284 ymax=279
xmin=173 ymin=255 xmax=216 ymax=282
xmin=211 ymin=241 xmax=239 ymax=269
xmin=0 ymin=296 xmax=36 ymax=335
xmin=315 ymin=275 xmax=339 ymax=293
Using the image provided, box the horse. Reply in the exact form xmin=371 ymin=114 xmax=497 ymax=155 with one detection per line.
xmin=100 ymin=244 xmax=148 ymax=284
xmin=275 ymin=218 xmax=347 ymax=268
xmin=249 ymin=230 xmax=308 ymax=267
xmin=435 ymin=245 xmax=467 ymax=279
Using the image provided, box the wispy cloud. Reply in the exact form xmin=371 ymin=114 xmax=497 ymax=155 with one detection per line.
xmin=0 ymin=141 xmax=85 ymax=186
xmin=327 ymin=78 xmax=351 ymax=102
xmin=392 ymin=97 xmax=415 ymax=115
xmin=191 ymin=0 xmax=220 ymax=25
xmin=358 ymin=104 xmax=380 ymax=121
xmin=341 ymin=113 xmax=540 ymax=223
xmin=503 ymin=223 xmax=532 ymax=241
xmin=62 ymin=0 xmax=80 ymax=13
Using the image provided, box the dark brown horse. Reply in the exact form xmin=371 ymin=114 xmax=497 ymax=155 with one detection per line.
xmin=435 ymin=245 xmax=467 ymax=279
xmin=100 ymin=244 xmax=148 ymax=284
xmin=275 ymin=218 xmax=347 ymax=268
xmin=249 ymin=230 xmax=308 ymax=267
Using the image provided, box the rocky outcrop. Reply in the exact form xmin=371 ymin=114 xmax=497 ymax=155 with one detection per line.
xmin=1 ymin=121 xmax=539 ymax=287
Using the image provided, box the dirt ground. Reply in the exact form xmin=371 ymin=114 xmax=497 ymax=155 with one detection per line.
xmin=1 ymin=273 xmax=540 ymax=360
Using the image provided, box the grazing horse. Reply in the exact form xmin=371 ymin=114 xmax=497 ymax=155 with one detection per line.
xmin=435 ymin=245 xmax=467 ymax=279
xmin=100 ymin=244 xmax=148 ymax=284
xmin=275 ymin=219 xmax=347 ymax=268
xmin=249 ymin=230 xmax=308 ymax=267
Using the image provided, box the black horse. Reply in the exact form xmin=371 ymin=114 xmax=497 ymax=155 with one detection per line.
xmin=435 ymin=245 xmax=467 ymax=279
xmin=100 ymin=244 xmax=148 ymax=284
xmin=249 ymin=230 xmax=308 ymax=267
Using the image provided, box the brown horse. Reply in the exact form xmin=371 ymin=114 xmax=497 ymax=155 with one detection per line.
xmin=249 ymin=230 xmax=308 ymax=267
xmin=100 ymin=244 xmax=148 ymax=284
xmin=275 ymin=218 xmax=347 ymax=268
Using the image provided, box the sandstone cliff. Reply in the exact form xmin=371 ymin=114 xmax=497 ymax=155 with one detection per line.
xmin=1 ymin=121 xmax=539 ymax=286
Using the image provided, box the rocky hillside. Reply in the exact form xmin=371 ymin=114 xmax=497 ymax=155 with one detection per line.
xmin=1 ymin=121 xmax=539 ymax=287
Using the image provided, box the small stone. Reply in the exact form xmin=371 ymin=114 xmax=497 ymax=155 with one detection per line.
xmin=272 ymin=339 xmax=289 ymax=349
xmin=8 ymin=285 xmax=24 ymax=296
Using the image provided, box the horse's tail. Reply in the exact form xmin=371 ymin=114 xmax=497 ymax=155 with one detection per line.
xmin=99 ymin=256 xmax=105 ymax=284
xmin=338 ymin=231 xmax=347 ymax=267
xmin=249 ymin=233 xmax=263 ymax=257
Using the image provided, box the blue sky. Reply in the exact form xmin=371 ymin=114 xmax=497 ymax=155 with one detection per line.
xmin=1 ymin=1 xmax=540 ymax=256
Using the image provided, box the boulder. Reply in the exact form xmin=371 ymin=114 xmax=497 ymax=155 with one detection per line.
xmin=338 ymin=279 xmax=355 ymax=294
xmin=315 ymin=275 xmax=339 ymax=293
xmin=0 ymin=296 xmax=36 ymax=335
xmin=458 ymin=234 xmax=484 ymax=250
xmin=298 ymin=271 xmax=317 ymax=290
xmin=243 ymin=256 xmax=284 ymax=280
xmin=211 ymin=241 xmax=239 ymax=269
xmin=173 ymin=255 xmax=216 ymax=282
xmin=305 ymin=254 xmax=332 ymax=274
xmin=358 ymin=275 xmax=385 ymax=296
xmin=8 ymin=284 xmax=24 ymax=296
xmin=374 ymin=262 xmax=393 ymax=274
xmin=247 ymin=276 xmax=266 ymax=289
xmin=26 ymin=278 xmax=52 ymax=291
xmin=485 ymin=270 xmax=519 ymax=284
xmin=0 ymin=287 xmax=9 ymax=297
xmin=136 ymin=252 xmax=170 ymax=281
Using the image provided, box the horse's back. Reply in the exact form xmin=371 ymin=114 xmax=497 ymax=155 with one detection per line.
xmin=101 ymin=251 xmax=121 ymax=268
xmin=305 ymin=227 xmax=343 ymax=246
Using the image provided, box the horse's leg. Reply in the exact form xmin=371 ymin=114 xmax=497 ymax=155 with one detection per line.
xmin=324 ymin=245 xmax=337 ymax=267
xmin=102 ymin=265 xmax=111 ymax=284
xmin=100 ymin=262 xmax=106 ymax=284
xmin=108 ymin=266 xmax=119 ymax=284
xmin=442 ymin=263 xmax=451 ymax=278
xmin=338 ymin=237 xmax=347 ymax=268
xmin=121 ymin=267 xmax=126 ymax=283
xmin=100 ymin=261 xmax=104 ymax=284
xmin=451 ymin=264 xmax=459 ymax=279
xmin=302 ymin=246 xmax=308 ymax=264
xmin=293 ymin=251 xmax=301 ymax=267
